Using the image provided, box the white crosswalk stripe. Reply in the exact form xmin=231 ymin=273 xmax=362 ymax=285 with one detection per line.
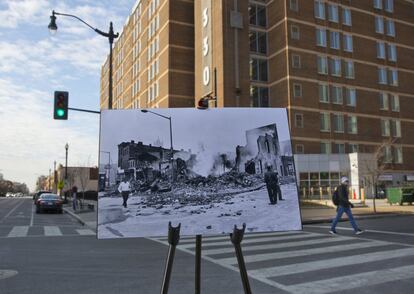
xmin=44 ymin=226 xmax=62 ymax=236
xmin=150 ymin=230 xmax=414 ymax=293
xmin=76 ymin=229 xmax=96 ymax=235
xmin=2 ymin=226 xmax=95 ymax=238
xmin=218 ymin=239 xmax=391 ymax=265
xmin=7 ymin=226 xmax=29 ymax=238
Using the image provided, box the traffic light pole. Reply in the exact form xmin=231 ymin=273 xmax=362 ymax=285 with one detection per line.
xmin=68 ymin=107 xmax=100 ymax=114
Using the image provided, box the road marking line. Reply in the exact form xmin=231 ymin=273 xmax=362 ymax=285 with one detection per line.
xmin=285 ymin=264 xmax=414 ymax=294
xmin=249 ymin=247 xmax=414 ymax=278
xmin=0 ymin=199 xmax=25 ymax=223
xmin=30 ymin=204 xmax=34 ymax=227
xmin=7 ymin=226 xmax=29 ymax=238
xmin=178 ymin=232 xmax=324 ymax=249
xmin=307 ymin=225 xmax=414 ymax=237
xmin=149 ymin=237 xmax=294 ymax=293
xmin=44 ymin=226 xmax=62 ymax=236
xmin=76 ymin=229 xmax=96 ymax=235
xmin=201 ymin=235 xmax=353 ymax=255
xmin=0 ymin=270 xmax=18 ymax=280
xmin=217 ymin=240 xmax=391 ymax=265
xmin=176 ymin=231 xmax=304 ymax=244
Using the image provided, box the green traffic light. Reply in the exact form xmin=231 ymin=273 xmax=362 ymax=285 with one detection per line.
xmin=56 ymin=109 xmax=65 ymax=117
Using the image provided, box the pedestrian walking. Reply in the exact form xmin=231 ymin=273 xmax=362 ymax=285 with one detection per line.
xmin=118 ymin=178 xmax=131 ymax=208
xmin=330 ymin=177 xmax=363 ymax=235
xmin=264 ymin=166 xmax=277 ymax=205
xmin=72 ymin=186 xmax=78 ymax=211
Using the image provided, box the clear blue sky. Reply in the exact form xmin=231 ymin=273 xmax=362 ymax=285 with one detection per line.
xmin=0 ymin=0 xmax=136 ymax=191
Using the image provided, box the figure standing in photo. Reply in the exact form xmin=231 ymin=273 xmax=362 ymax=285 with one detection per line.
xmin=118 ymin=178 xmax=131 ymax=208
xmin=275 ymin=172 xmax=284 ymax=201
xmin=264 ymin=166 xmax=278 ymax=205
xmin=330 ymin=177 xmax=364 ymax=235
xmin=72 ymin=186 xmax=78 ymax=211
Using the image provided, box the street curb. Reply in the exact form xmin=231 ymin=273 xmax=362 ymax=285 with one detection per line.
xmin=63 ymin=207 xmax=86 ymax=226
xmin=302 ymin=212 xmax=413 ymax=225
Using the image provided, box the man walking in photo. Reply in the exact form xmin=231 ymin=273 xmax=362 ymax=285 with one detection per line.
xmin=330 ymin=177 xmax=363 ymax=235
xmin=118 ymin=178 xmax=131 ymax=208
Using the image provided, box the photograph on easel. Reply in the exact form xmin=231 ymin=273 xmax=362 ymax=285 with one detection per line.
xmin=97 ymin=108 xmax=302 ymax=239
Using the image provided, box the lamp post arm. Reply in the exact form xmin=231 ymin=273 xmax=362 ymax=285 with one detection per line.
xmin=145 ymin=110 xmax=171 ymax=120
xmin=53 ymin=11 xmax=119 ymax=39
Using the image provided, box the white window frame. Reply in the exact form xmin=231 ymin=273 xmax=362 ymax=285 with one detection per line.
xmin=319 ymin=83 xmax=329 ymax=103
xmin=292 ymin=54 xmax=301 ymax=69
xmin=295 ymin=113 xmax=304 ymax=128
xmin=330 ymin=58 xmax=342 ymax=77
xmin=317 ymin=55 xmax=328 ymax=75
xmin=379 ymin=92 xmax=389 ymax=110
xmin=328 ymin=4 xmax=339 ymax=23
xmin=377 ymin=42 xmax=386 ymax=59
xmin=290 ymin=0 xmax=299 ymax=11
xmin=316 ymin=27 xmax=327 ymax=47
xmin=378 ymin=67 xmax=387 ymax=84
xmin=344 ymin=60 xmax=355 ymax=79
xmin=331 ymin=85 xmax=343 ymax=104
xmin=343 ymin=34 xmax=353 ymax=52
xmin=381 ymin=119 xmax=391 ymax=136
xmin=321 ymin=141 xmax=332 ymax=154
xmin=394 ymin=146 xmax=403 ymax=164
xmin=374 ymin=0 xmax=383 ymax=9
xmin=330 ymin=31 xmax=340 ymax=50
xmin=320 ymin=112 xmax=331 ymax=132
xmin=388 ymin=44 xmax=397 ymax=62
xmin=345 ymin=88 xmax=356 ymax=106
xmin=384 ymin=0 xmax=394 ymax=12
xmin=347 ymin=116 xmax=358 ymax=134
xmin=342 ymin=8 xmax=352 ymax=26
xmin=314 ymin=0 xmax=325 ymax=19
xmin=391 ymin=120 xmax=401 ymax=137
xmin=386 ymin=19 xmax=396 ymax=37
xmin=390 ymin=94 xmax=400 ymax=112
xmin=333 ymin=113 xmax=345 ymax=133
xmin=293 ymin=83 xmax=302 ymax=98
xmin=291 ymin=25 xmax=300 ymax=40
xmin=375 ymin=16 xmax=384 ymax=34
xmin=389 ymin=68 xmax=398 ymax=86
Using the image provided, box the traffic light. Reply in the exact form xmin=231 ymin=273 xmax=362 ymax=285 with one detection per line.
xmin=54 ymin=91 xmax=68 ymax=120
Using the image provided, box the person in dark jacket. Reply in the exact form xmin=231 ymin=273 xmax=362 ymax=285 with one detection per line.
xmin=264 ymin=166 xmax=278 ymax=205
xmin=330 ymin=177 xmax=363 ymax=235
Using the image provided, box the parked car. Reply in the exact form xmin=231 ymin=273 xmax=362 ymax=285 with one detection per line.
xmin=35 ymin=194 xmax=63 ymax=214
xmin=33 ymin=191 xmax=51 ymax=203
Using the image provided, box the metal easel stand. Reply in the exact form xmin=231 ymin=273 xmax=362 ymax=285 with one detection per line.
xmin=230 ymin=223 xmax=252 ymax=294
xmin=160 ymin=222 xmax=181 ymax=294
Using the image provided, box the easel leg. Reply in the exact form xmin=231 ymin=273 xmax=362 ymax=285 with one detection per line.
xmin=195 ymin=234 xmax=202 ymax=294
xmin=230 ymin=223 xmax=252 ymax=294
xmin=160 ymin=222 xmax=181 ymax=294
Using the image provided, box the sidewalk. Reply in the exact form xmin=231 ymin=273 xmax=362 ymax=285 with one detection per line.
xmin=63 ymin=199 xmax=97 ymax=232
xmin=63 ymin=199 xmax=414 ymax=233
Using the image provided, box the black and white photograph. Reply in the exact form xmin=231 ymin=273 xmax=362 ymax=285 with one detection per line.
xmin=98 ymin=108 xmax=301 ymax=239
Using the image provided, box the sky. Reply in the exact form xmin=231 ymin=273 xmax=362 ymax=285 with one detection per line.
xmin=100 ymin=108 xmax=293 ymax=175
xmin=0 ymin=0 xmax=136 ymax=191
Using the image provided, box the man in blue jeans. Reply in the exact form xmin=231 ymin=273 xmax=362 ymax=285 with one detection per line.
xmin=330 ymin=177 xmax=363 ymax=235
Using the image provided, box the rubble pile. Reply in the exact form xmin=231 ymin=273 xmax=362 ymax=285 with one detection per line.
xmin=134 ymin=171 xmax=265 ymax=207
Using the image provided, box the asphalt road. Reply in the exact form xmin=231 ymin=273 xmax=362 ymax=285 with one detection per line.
xmin=1 ymin=198 xmax=414 ymax=294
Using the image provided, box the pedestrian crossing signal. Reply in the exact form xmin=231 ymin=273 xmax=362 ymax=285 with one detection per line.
xmin=54 ymin=91 xmax=69 ymax=120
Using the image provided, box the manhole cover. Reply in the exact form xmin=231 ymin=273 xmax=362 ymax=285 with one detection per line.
xmin=0 ymin=270 xmax=18 ymax=280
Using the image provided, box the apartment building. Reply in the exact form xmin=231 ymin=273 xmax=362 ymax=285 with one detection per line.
xmin=100 ymin=0 xmax=195 ymax=110
xmin=101 ymin=0 xmax=414 ymax=194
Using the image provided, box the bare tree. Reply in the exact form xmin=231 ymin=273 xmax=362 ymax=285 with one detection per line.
xmin=362 ymin=138 xmax=397 ymax=213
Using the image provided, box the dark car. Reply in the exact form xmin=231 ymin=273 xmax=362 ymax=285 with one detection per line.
xmin=33 ymin=190 xmax=52 ymax=204
xmin=35 ymin=194 xmax=63 ymax=214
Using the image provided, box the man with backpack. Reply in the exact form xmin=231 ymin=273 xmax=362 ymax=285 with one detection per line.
xmin=330 ymin=177 xmax=363 ymax=235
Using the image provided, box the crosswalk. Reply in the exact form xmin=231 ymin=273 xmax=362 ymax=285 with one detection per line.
xmin=1 ymin=225 xmax=95 ymax=238
xmin=150 ymin=230 xmax=414 ymax=293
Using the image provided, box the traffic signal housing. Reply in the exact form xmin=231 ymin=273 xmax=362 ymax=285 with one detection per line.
xmin=54 ymin=91 xmax=69 ymax=120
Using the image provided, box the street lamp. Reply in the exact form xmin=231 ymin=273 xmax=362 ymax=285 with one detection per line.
xmin=141 ymin=110 xmax=174 ymax=180
xmin=100 ymin=151 xmax=111 ymax=187
xmin=65 ymin=143 xmax=69 ymax=203
xmin=48 ymin=10 xmax=119 ymax=109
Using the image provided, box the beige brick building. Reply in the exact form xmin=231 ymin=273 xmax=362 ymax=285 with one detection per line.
xmin=101 ymin=0 xmax=414 ymax=189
